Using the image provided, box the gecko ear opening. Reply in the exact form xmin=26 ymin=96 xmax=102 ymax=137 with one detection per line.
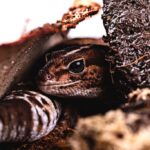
xmin=68 ymin=58 xmax=85 ymax=74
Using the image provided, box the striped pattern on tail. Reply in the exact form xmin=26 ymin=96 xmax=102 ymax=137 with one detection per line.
xmin=0 ymin=90 xmax=61 ymax=142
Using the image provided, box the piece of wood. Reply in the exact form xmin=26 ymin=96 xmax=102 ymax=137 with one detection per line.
xmin=0 ymin=35 xmax=50 ymax=98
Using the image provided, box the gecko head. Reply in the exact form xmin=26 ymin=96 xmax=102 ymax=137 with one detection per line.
xmin=37 ymin=44 xmax=109 ymax=98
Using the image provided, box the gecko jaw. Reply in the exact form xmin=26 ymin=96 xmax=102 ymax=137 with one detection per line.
xmin=38 ymin=80 xmax=102 ymax=98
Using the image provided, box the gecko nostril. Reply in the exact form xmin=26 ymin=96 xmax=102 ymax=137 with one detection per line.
xmin=47 ymin=74 xmax=53 ymax=80
xmin=37 ymin=69 xmax=54 ymax=83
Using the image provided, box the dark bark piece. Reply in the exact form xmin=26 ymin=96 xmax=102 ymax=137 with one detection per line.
xmin=0 ymin=35 xmax=50 ymax=98
xmin=102 ymin=0 xmax=150 ymax=99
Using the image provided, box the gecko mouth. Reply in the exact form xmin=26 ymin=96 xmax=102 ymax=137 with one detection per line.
xmin=38 ymin=80 xmax=81 ymax=87
xmin=38 ymin=80 xmax=102 ymax=98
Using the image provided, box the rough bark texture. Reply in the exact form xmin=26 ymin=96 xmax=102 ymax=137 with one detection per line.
xmin=102 ymin=0 xmax=150 ymax=99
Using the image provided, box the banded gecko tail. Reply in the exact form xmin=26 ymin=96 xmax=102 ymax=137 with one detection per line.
xmin=0 ymin=90 xmax=61 ymax=142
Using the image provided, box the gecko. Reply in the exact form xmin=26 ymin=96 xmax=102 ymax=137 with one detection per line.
xmin=0 ymin=44 xmax=109 ymax=142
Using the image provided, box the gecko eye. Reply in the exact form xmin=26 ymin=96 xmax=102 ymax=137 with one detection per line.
xmin=68 ymin=59 xmax=85 ymax=73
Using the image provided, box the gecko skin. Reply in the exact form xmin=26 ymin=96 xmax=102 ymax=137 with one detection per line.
xmin=37 ymin=44 xmax=109 ymax=98
xmin=0 ymin=44 xmax=109 ymax=142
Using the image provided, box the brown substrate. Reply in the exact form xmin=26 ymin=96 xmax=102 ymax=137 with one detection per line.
xmin=102 ymin=0 xmax=150 ymax=99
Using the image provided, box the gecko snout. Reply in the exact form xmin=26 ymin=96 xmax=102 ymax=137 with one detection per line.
xmin=37 ymin=69 xmax=54 ymax=84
